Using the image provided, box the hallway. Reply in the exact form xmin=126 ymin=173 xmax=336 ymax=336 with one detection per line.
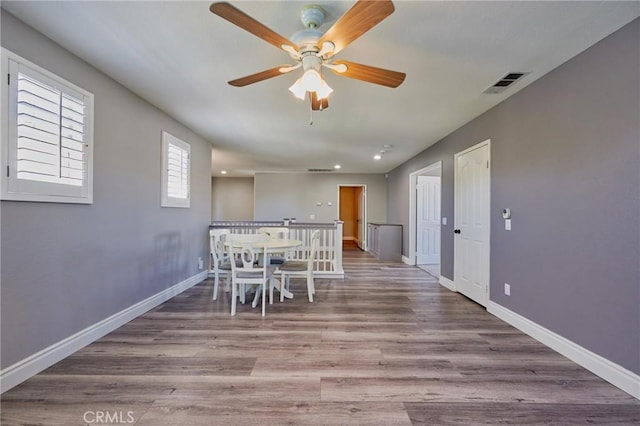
xmin=2 ymin=248 xmax=638 ymax=424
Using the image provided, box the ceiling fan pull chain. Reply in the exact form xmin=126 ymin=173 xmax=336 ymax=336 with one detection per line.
xmin=309 ymin=103 xmax=314 ymax=125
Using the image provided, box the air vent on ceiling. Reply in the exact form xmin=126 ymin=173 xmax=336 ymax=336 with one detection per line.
xmin=307 ymin=168 xmax=334 ymax=172
xmin=483 ymin=72 xmax=529 ymax=94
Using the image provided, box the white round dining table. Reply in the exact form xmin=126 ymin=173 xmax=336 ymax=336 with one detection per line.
xmin=224 ymin=238 xmax=303 ymax=302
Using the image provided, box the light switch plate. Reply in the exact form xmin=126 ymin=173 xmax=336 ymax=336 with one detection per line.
xmin=442 ymin=217 xmax=447 ymax=225
xmin=505 ymin=219 xmax=511 ymax=230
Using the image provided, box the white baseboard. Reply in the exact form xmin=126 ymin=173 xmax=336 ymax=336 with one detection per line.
xmin=0 ymin=271 xmax=207 ymax=394
xmin=402 ymin=255 xmax=414 ymax=265
xmin=487 ymin=301 xmax=640 ymax=400
xmin=439 ymin=275 xmax=456 ymax=292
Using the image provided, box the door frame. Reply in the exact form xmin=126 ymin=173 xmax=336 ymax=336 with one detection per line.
xmin=337 ymin=184 xmax=367 ymax=250
xmin=408 ymin=161 xmax=442 ymax=266
xmin=454 ymin=139 xmax=491 ymax=305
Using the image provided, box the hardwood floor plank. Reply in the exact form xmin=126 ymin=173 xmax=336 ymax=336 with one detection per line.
xmin=41 ymin=355 xmax=257 ymax=376
xmin=2 ymin=248 xmax=638 ymax=425
xmin=71 ymin=341 xmax=205 ymax=357
xmin=272 ymin=320 xmax=423 ymax=333
xmin=450 ymin=357 xmax=601 ymax=379
xmin=404 ymin=402 xmax=640 ymax=425
xmin=321 ymin=330 xmax=489 ymax=344
xmin=321 ymin=377 xmax=637 ymax=403
xmin=3 ymin=376 xmax=320 ymax=403
xmin=0 ymin=401 xmax=153 ymax=426
xmin=253 ymin=356 xmax=460 ymax=379
xmin=137 ymin=401 xmax=412 ymax=425
xmin=379 ymin=341 xmax=561 ymax=360
xmin=3 ymin=375 xmax=183 ymax=403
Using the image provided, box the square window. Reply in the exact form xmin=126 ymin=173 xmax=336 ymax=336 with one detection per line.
xmin=1 ymin=48 xmax=94 ymax=204
xmin=161 ymin=131 xmax=190 ymax=208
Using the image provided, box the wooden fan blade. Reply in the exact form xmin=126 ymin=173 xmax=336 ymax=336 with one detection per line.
xmin=331 ymin=60 xmax=406 ymax=88
xmin=210 ymin=2 xmax=298 ymax=51
xmin=317 ymin=0 xmax=395 ymax=56
xmin=228 ymin=65 xmax=293 ymax=87
xmin=310 ymin=92 xmax=329 ymax=111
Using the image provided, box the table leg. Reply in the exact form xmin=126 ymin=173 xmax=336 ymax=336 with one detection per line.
xmin=271 ymin=277 xmax=294 ymax=299
xmin=251 ymin=284 xmax=262 ymax=308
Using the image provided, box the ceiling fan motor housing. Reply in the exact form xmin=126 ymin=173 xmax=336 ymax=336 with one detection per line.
xmin=291 ymin=28 xmax=323 ymax=51
xmin=290 ymin=5 xmax=326 ymax=54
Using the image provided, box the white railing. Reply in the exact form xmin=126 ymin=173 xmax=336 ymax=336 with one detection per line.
xmin=210 ymin=220 xmax=344 ymax=278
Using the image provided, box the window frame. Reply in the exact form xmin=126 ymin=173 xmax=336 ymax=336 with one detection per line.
xmin=1 ymin=48 xmax=94 ymax=204
xmin=160 ymin=131 xmax=190 ymax=209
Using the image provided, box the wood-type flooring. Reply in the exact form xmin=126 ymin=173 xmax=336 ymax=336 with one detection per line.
xmin=2 ymin=249 xmax=639 ymax=425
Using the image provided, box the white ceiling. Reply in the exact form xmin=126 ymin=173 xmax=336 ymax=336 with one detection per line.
xmin=3 ymin=1 xmax=639 ymax=177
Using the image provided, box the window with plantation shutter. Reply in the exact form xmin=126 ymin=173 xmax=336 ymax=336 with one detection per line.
xmin=161 ymin=131 xmax=190 ymax=208
xmin=1 ymin=49 xmax=94 ymax=203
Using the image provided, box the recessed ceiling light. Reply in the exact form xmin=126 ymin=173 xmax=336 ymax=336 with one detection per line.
xmin=373 ymin=154 xmax=382 ymax=160
xmin=334 ymin=164 xmax=341 ymax=169
xmin=221 ymin=170 xmax=227 ymax=175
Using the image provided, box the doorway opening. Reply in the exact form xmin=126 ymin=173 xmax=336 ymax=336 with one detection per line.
xmin=338 ymin=185 xmax=367 ymax=250
xmin=408 ymin=162 xmax=442 ymax=279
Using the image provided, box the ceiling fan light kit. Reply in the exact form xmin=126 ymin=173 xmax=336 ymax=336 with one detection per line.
xmin=209 ymin=0 xmax=406 ymax=112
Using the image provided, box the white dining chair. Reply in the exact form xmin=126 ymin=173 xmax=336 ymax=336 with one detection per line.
xmin=278 ymin=230 xmax=320 ymax=302
xmin=209 ymin=228 xmax=232 ymax=301
xmin=227 ymin=233 xmax=274 ymax=316
xmin=257 ymin=227 xmax=289 ymax=238
xmin=257 ymin=227 xmax=290 ymax=265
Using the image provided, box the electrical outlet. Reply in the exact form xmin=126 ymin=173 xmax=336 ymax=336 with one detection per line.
xmin=504 ymin=283 xmax=511 ymax=296
xmin=198 ymin=257 xmax=204 ymax=270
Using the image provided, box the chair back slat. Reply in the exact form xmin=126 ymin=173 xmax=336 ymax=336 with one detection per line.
xmin=209 ymin=228 xmax=230 ymax=268
xmin=308 ymin=230 xmax=321 ymax=269
xmin=227 ymin=233 xmax=270 ymax=274
xmin=258 ymin=227 xmax=290 ymax=239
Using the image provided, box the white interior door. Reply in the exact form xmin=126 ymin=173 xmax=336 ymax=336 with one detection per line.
xmin=454 ymin=141 xmax=490 ymax=306
xmin=416 ymin=176 xmax=440 ymax=265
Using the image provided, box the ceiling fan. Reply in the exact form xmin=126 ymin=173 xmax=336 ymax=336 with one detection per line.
xmin=209 ymin=0 xmax=406 ymax=111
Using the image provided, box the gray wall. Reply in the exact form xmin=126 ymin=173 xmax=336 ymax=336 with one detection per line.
xmin=1 ymin=13 xmax=212 ymax=369
xmin=211 ymin=177 xmax=254 ymax=221
xmin=254 ymin=173 xmax=387 ymax=223
xmin=387 ymin=19 xmax=639 ymax=374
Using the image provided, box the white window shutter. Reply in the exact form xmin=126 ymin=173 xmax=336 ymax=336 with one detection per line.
xmin=2 ymin=49 xmax=94 ymax=203
xmin=161 ymin=131 xmax=190 ymax=208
